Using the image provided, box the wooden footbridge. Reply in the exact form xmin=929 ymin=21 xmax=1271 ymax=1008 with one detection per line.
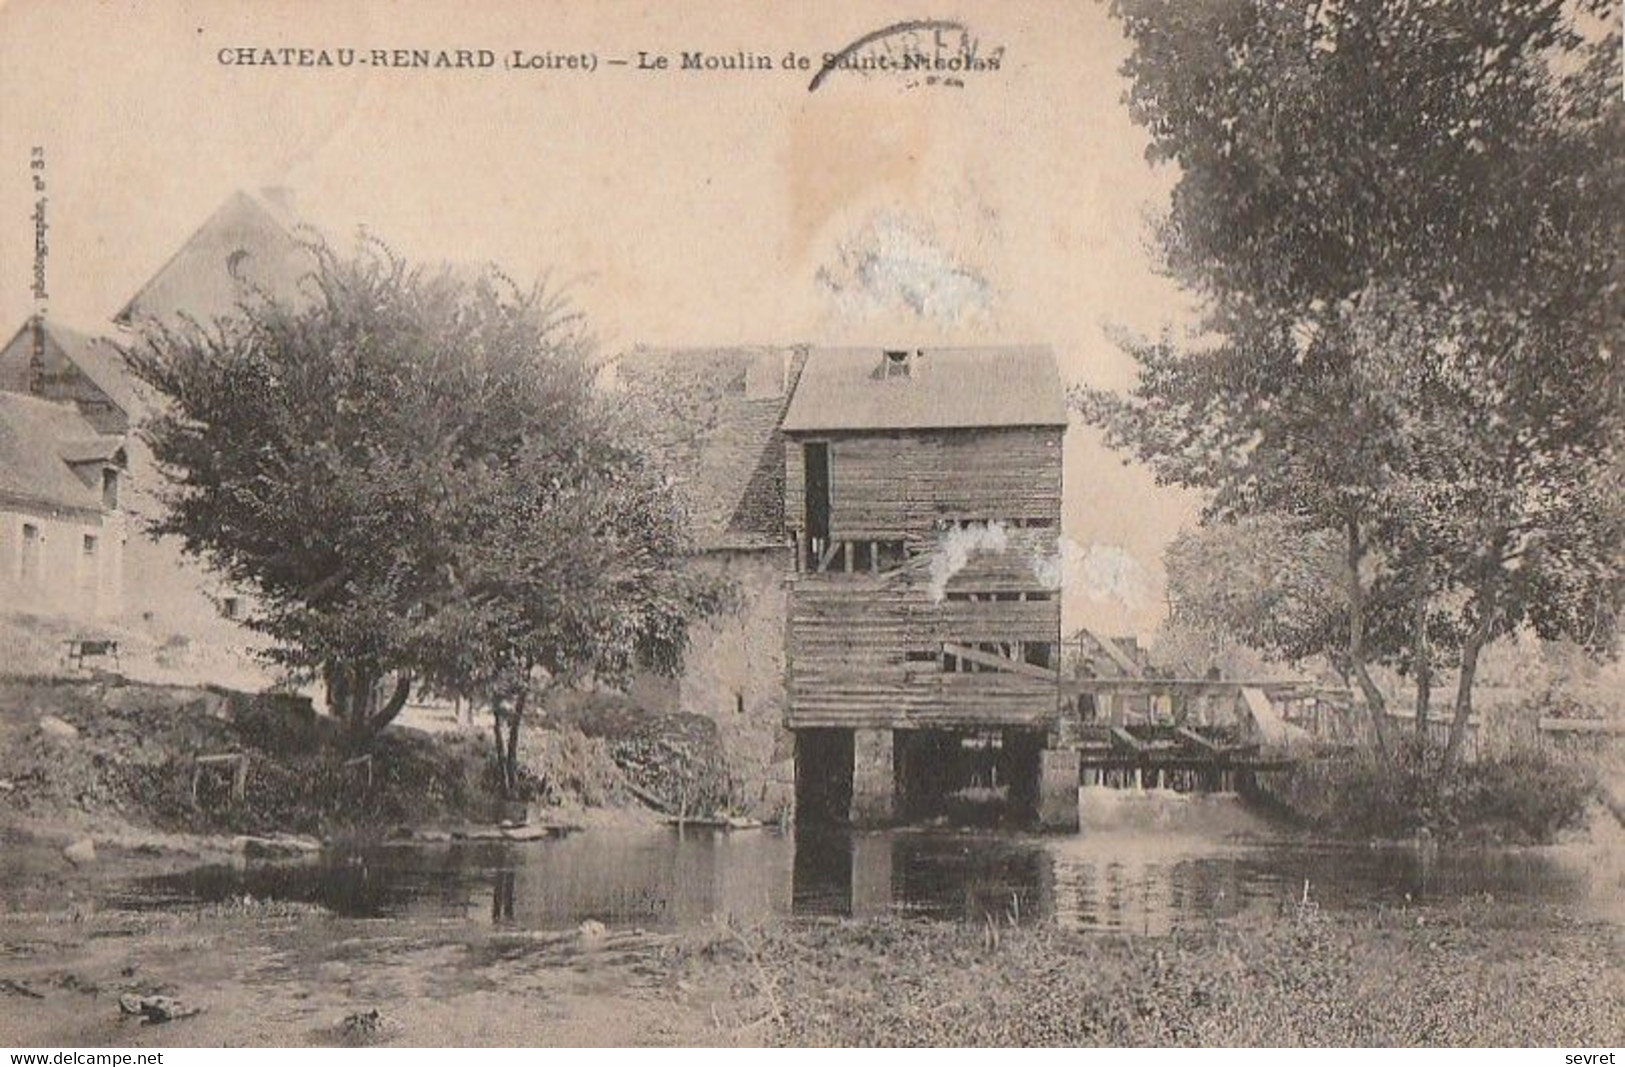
xmin=1054 ymin=676 xmax=1340 ymax=789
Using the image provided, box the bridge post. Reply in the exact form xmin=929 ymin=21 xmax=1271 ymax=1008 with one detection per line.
xmin=1037 ymin=746 xmax=1080 ymax=831
xmin=849 ymin=728 xmax=895 ymax=826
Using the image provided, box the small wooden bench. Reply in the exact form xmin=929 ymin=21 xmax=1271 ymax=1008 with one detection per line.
xmin=63 ymin=638 xmax=121 ymax=674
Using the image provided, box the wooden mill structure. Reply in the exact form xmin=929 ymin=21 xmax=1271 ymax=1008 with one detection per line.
xmin=777 ymin=346 xmax=1078 ymax=828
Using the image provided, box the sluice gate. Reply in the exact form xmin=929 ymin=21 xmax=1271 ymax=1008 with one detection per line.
xmin=1071 ymin=722 xmax=1290 ymax=793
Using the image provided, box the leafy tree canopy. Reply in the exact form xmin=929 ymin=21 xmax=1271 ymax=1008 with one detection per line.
xmin=131 ymin=236 xmax=716 ymax=746
xmin=1083 ymin=0 xmax=1621 ymax=759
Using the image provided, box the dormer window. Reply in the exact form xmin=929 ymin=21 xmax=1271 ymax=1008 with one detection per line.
xmin=882 ymin=349 xmax=914 ymax=379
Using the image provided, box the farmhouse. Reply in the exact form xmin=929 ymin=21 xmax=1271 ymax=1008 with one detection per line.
xmin=0 ymin=188 xmax=308 ymax=642
xmin=0 ymin=391 xmax=125 ymax=620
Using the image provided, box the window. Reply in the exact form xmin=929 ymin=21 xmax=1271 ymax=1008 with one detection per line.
xmin=226 ymin=248 xmax=253 ymax=281
xmin=1023 ymin=643 xmax=1056 ymax=669
xmin=101 ymin=468 xmax=119 ymax=510
xmin=875 ymin=540 xmax=909 ymax=571
xmin=221 ymin=596 xmax=242 ymax=620
xmin=20 ymin=523 xmax=41 ymax=583
xmin=79 ymin=534 xmax=97 ymax=594
xmin=803 ymin=442 xmax=830 ymax=548
xmin=734 ymin=692 xmax=745 ymax=716
xmin=936 ymin=641 xmax=1058 ymax=675
xmin=804 ymin=537 xmax=911 ymax=574
xmin=882 ymin=349 xmax=912 ymax=379
xmin=904 ymin=650 xmax=939 ymax=664
xmin=939 ymin=516 xmax=1056 ymax=531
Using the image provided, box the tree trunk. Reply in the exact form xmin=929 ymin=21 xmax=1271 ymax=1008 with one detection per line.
xmin=489 ymin=689 xmax=529 ymax=799
xmin=1345 ymin=518 xmax=1391 ymax=759
xmin=340 ymin=664 xmax=378 ymax=743
xmin=1444 ymin=586 xmax=1497 ymax=769
xmin=504 ymin=688 xmax=527 ymax=797
xmin=1413 ymin=581 xmax=1432 ymax=738
xmin=364 ymin=673 xmax=412 ymax=736
xmin=327 ymin=662 xmax=411 ymax=748
xmin=1443 ymin=635 xmax=1484 ymax=768
xmin=490 ymin=699 xmax=512 ymax=796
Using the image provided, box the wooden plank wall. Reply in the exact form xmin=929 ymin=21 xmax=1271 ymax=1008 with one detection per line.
xmin=784 ymin=426 xmax=1064 ymax=730
xmin=786 ymin=428 xmax=1063 ymax=544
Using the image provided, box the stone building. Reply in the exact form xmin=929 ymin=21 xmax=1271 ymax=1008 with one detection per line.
xmin=0 ymin=188 xmax=309 ymax=645
xmin=0 ymin=391 xmax=126 ymax=620
xmin=614 ymin=345 xmax=809 ymax=819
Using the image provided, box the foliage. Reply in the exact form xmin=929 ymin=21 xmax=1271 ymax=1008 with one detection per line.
xmin=1110 ymin=0 xmax=1618 ymax=308
xmin=680 ymin=906 xmax=1624 ymax=1046
xmin=130 ymin=235 xmax=718 ymax=762
xmin=1081 ymin=0 xmax=1623 ymax=758
xmin=1268 ymin=737 xmax=1600 ymax=844
xmin=1146 ymin=614 xmax=1272 ymax=680
xmin=1164 ymin=515 xmax=1349 ymax=665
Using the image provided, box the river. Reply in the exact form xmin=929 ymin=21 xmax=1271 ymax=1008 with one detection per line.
xmin=120 ymin=788 xmax=1621 ymax=935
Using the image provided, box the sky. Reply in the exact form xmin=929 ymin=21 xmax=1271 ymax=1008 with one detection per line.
xmin=0 ymin=0 xmax=1205 ymax=637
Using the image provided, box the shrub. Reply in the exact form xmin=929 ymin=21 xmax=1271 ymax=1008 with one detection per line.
xmin=1269 ymin=736 xmax=1599 ymax=844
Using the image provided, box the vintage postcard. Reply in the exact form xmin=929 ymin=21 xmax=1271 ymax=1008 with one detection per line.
xmin=0 ymin=0 xmax=1619 ymax=1052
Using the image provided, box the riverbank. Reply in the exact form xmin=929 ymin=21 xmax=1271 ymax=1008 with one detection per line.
xmin=0 ymin=675 xmax=744 ymax=866
xmin=1 ymin=883 xmax=1617 ymax=1047
xmin=678 ymin=901 xmax=1625 ymax=1046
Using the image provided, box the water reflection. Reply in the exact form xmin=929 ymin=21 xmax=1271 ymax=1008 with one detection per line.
xmin=125 ymin=792 xmax=1614 ymax=935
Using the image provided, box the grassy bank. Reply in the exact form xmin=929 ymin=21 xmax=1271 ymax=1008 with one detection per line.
xmin=0 ymin=676 xmax=714 ymax=848
xmin=679 ymin=905 xmax=1624 ymax=1046
xmin=1258 ymin=737 xmax=1607 ymax=845
xmin=0 ymin=676 xmax=496 ymax=843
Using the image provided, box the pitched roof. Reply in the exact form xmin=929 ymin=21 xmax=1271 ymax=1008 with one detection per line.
xmin=0 ymin=318 xmax=143 ymax=419
xmin=0 ymin=393 xmax=118 ymax=515
xmin=1070 ymin=625 xmax=1145 ymax=678
xmin=56 ymin=435 xmax=125 ymax=465
xmin=44 ymin=320 xmax=142 ymax=418
xmin=781 ymin=345 xmax=1067 ymax=433
xmin=115 ymin=188 xmax=314 ymax=328
xmin=612 ymin=346 xmax=807 ymax=551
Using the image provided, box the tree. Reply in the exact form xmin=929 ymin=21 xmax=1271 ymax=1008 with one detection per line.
xmin=1347 ymin=285 xmax=1619 ymax=763
xmin=413 ymin=418 xmax=726 ymax=797
xmin=1163 ymin=512 xmax=1463 ymax=725
xmin=1082 ymin=0 xmax=1621 ymax=760
xmin=130 ymin=236 xmax=711 ymax=759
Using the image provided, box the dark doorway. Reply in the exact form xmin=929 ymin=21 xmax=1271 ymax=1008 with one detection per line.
xmin=804 ymin=442 xmax=831 ymax=545
xmin=794 ymin=728 xmax=853 ymax=825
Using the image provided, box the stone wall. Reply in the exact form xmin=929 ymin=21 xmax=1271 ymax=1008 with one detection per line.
xmin=630 ymin=547 xmax=794 ymax=819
